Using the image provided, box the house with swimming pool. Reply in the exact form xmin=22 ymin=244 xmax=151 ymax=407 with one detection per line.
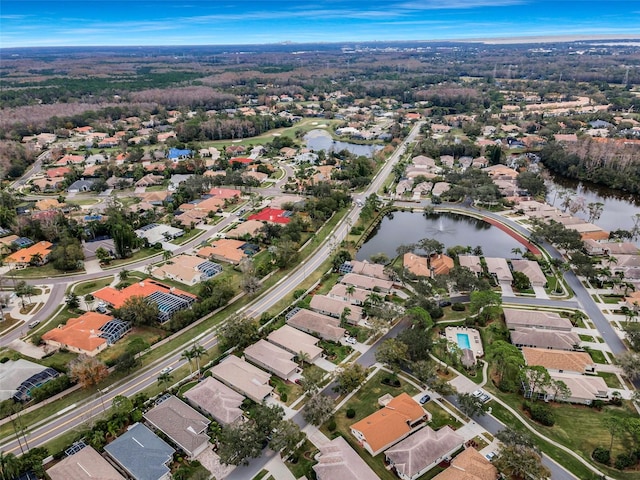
xmin=445 ymin=327 xmax=484 ymax=367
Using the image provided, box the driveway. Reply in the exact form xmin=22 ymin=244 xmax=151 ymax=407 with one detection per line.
xmin=533 ymin=285 xmax=549 ymax=299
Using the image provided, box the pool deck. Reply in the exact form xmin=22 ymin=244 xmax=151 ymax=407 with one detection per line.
xmin=445 ymin=326 xmax=484 ymax=360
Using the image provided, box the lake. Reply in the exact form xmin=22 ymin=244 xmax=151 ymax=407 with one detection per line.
xmin=545 ymin=175 xmax=640 ymax=245
xmin=357 ymin=211 xmax=524 ymax=261
xmin=304 ymin=129 xmax=383 ymax=158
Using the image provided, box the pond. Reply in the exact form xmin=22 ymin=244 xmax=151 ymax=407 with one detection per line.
xmin=545 ymin=175 xmax=640 ymax=245
xmin=304 ymin=129 xmax=383 ymax=158
xmin=357 ymin=211 xmax=524 ymax=261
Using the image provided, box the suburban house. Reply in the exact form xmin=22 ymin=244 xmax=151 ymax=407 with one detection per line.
xmin=168 ymin=148 xmax=192 ymax=161
xmin=484 ymin=257 xmax=513 ymax=283
xmin=211 ymin=355 xmax=273 ymax=403
xmin=458 ymin=255 xmax=483 ymax=276
xmin=183 ymin=377 xmax=244 ymax=426
xmin=135 ymin=223 xmax=184 ymax=245
xmin=312 ymin=436 xmax=378 ymax=480
xmin=42 ymin=312 xmax=131 ymax=356
xmin=429 ymin=254 xmax=454 ymax=276
xmin=196 ymin=239 xmax=251 ymax=264
xmin=503 ymin=308 xmax=573 ymax=332
xmin=385 ymin=426 xmax=464 ymax=480
xmin=104 ymin=423 xmax=175 ymax=480
xmin=93 ymin=280 xmax=196 ymax=323
xmin=208 ymin=187 xmax=242 ymax=199
xmin=5 ymin=241 xmax=53 ymax=268
xmin=309 ymin=294 xmax=364 ymax=325
xmin=286 ymin=308 xmax=346 ymax=342
xmin=511 ymin=259 xmax=547 ymax=286
xmin=144 ymin=396 xmax=210 ymax=459
xmin=225 ymin=219 xmax=264 ymax=239
xmin=350 ymin=393 xmax=428 ymax=456
xmin=46 ymin=446 xmax=125 ymax=480
xmin=338 ymin=260 xmax=390 ymax=280
xmin=151 ymin=254 xmax=222 ymax=285
xmin=248 ymin=207 xmax=292 ymax=224
xmin=67 ymin=179 xmax=95 ymax=193
xmin=403 ymin=253 xmax=430 ymax=278
xmin=244 ymin=340 xmax=299 ymax=381
xmin=524 ymin=370 xmax=608 ymax=405
xmin=0 ymin=359 xmax=59 ymax=402
xmin=522 ymin=347 xmax=596 ymax=374
xmin=135 ymin=174 xmax=164 ymax=188
xmin=340 ymin=273 xmax=393 ymax=293
xmin=266 ymin=325 xmax=323 ymax=363
xmin=510 ymin=328 xmax=580 ymax=351
xmin=432 ymin=447 xmax=498 ymax=480
xmin=327 ymin=283 xmax=370 ymax=305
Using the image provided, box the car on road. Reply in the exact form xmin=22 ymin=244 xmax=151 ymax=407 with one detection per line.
xmin=159 ymin=367 xmax=173 ymax=375
xmin=438 ymin=300 xmax=452 ymax=307
xmin=419 ymin=393 xmax=431 ymax=404
xmin=345 ymin=336 xmax=357 ymax=345
xmin=28 ymin=320 xmax=40 ymax=329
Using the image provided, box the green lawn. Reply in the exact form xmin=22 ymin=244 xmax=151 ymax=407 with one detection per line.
xmin=319 ymin=341 xmax=353 ymax=364
xmin=423 ymin=401 xmax=463 ymax=430
xmin=585 ymin=347 xmax=608 ymax=364
xmin=106 ymin=248 xmax=161 ymax=268
xmin=597 ymin=371 xmax=623 ymax=389
xmin=98 ymin=326 xmax=167 ymax=364
xmin=579 ymin=334 xmax=595 ymax=342
xmin=270 ymin=376 xmax=304 ymax=406
xmin=73 ymin=276 xmax=114 ymax=297
xmin=601 ymin=295 xmax=624 ymax=305
xmin=487 ymin=388 xmax=640 ymax=480
xmin=170 ymin=228 xmax=205 ymax=245
xmin=11 ymin=263 xmax=85 ymax=279
xmin=284 ymin=439 xmax=318 ymax=479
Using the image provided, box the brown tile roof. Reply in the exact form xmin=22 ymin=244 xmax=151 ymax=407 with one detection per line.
xmin=42 ymin=312 xmax=113 ymax=353
xmin=350 ymin=393 xmax=425 ymax=454
xmin=433 ymin=447 xmax=498 ymax=480
xmin=404 ymin=253 xmax=430 ymax=277
xmin=313 ymin=436 xmax=378 ymax=480
xmin=522 ymin=347 xmax=594 ymax=372
xmin=197 ymin=239 xmax=247 ymax=264
xmin=183 ymin=377 xmax=244 ymax=425
xmin=47 ymin=446 xmax=125 ymax=480
xmin=430 ymin=254 xmax=454 ymax=276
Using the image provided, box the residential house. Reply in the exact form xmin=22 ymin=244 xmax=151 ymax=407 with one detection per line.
xmin=144 ymin=396 xmax=210 ymax=459
xmin=339 ymin=260 xmax=390 ymax=280
xmin=104 ymin=423 xmax=175 ymax=480
xmin=56 ymin=154 xmax=84 ymax=166
xmin=510 ymin=328 xmax=580 ymax=351
xmin=432 ymin=447 xmax=498 ymax=480
xmin=135 ymin=223 xmax=184 ymax=245
xmin=484 ymin=257 xmax=513 ymax=283
xmin=248 ymin=207 xmax=292 ymax=224
xmin=286 ymin=309 xmax=346 ymax=342
xmin=67 ymin=179 xmax=95 ymax=193
xmin=135 ymin=174 xmax=164 ymax=188
xmin=5 ymin=241 xmax=53 ymax=268
xmin=42 ymin=312 xmax=130 ymax=356
xmin=226 ymin=220 xmax=264 ymax=239
xmin=46 ymin=446 xmax=125 ymax=480
xmin=327 ymin=283 xmax=370 ymax=306
xmin=483 ymin=164 xmax=519 ymax=180
xmin=32 ymin=176 xmax=64 ymax=192
xmin=309 ymin=295 xmax=364 ymax=325
xmin=458 ymin=255 xmax=483 ymax=276
xmin=151 ymin=254 xmax=222 ymax=285
xmin=196 ymin=239 xmax=249 ymax=264
xmin=93 ymin=280 xmax=196 ymax=323
xmin=522 ymin=347 xmax=596 ymax=374
xmin=313 ymin=436 xmax=378 ymax=480
xmin=244 ymin=340 xmax=299 ymax=381
xmin=208 ymin=187 xmax=242 ymax=199
xmin=183 ymin=377 xmax=244 ymax=426
xmin=431 ymin=182 xmax=451 ymax=197
xmin=211 ymin=355 xmax=273 ymax=403
xmin=430 ymin=254 xmax=454 ymax=276
xmin=350 ymin=393 xmax=427 ymax=456
xmin=531 ymin=371 xmax=609 ymax=405
xmin=341 ymin=273 xmax=393 ymax=293
xmin=503 ymin=308 xmax=573 ymax=332
xmin=403 ymin=253 xmax=430 ymax=278
xmin=511 ymin=259 xmax=547 ymax=286
xmin=35 ymin=197 xmax=63 ymax=211
xmin=168 ymin=148 xmax=192 ymax=161
xmin=45 ymin=166 xmax=71 ymax=179
xmin=267 ymin=325 xmax=323 ymax=363
xmin=0 ymin=359 xmax=59 ymax=402
xmin=385 ymin=426 xmax=464 ymax=480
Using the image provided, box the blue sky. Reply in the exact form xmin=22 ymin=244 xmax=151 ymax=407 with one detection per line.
xmin=1 ymin=1 xmax=639 ymax=48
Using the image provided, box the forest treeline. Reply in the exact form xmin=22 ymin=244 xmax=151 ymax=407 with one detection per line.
xmin=540 ymin=140 xmax=640 ymax=194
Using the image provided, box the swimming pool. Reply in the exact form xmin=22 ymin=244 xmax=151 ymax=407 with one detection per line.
xmin=456 ymin=333 xmax=471 ymax=350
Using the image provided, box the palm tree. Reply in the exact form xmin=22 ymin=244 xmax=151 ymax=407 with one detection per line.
xmin=345 ymin=284 xmax=355 ymax=302
xmin=340 ymin=307 xmax=352 ymax=328
xmin=511 ymin=247 xmax=523 ymax=258
xmin=190 ymin=344 xmax=207 ymax=378
xmin=162 ymin=250 xmax=172 ymax=262
xmin=29 ymin=252 xmax=43 ymax=266
xmin=157 ymin=372 xmax=173 ymax=388
xmin=119 ymin=269 xmax=129 ymax=281
xmin=297 ymin=351 xmax=311 ymax=367
xmin=181 ymin=348 xmax=194 ymax=375
xmin=0 ymin=451 xmax=20 ymax=480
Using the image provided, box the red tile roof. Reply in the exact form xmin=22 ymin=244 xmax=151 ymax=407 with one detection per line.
xmin=248 ymin=208 xmax=291 ymax=224
xmin=93 ymin=280 xmax=195 ymax=309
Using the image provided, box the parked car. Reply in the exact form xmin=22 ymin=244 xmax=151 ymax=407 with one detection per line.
xmin=479 ymin=393 xmax=491 ymax=404
xmin=345 ymin=336 xmax=357 ymax=345
xmin=438 ymin=300 xmax=452 ymax=307
xmin=472 ymin=389 xmax=483 ymax=398
xmin=485 ymin=451 xmax=497 ymax=461
xmin=96 ymin=306 xmax=107 ymax=314
xmin=419 ymin=393 xmax=431 ymax=404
